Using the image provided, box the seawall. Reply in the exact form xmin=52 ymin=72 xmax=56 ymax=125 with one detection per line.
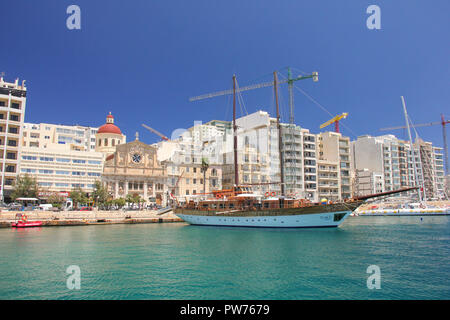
xmin=0 ymin=209 xmax=184 ymax=228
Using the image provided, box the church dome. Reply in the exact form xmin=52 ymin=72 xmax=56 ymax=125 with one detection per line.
xmin=98 ymin=112 xmax=122 ymax=135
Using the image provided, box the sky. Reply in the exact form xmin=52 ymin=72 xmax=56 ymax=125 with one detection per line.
xmin=0 ymin=0 xmax=449 ymax=148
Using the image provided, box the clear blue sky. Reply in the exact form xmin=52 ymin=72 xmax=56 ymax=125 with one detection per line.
xmin=1 ymin=1 xmax=449 ymax=147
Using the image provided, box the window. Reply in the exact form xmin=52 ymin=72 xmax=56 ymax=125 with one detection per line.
xmin=22 ymin=155 xmax=37 ymax=161
xmin=55 ymin=183 xmax=69 ymax=187
xmin=40 ymin=157 xmax=54 ymax=162
xmin=39 ymin=169 xmax=53 ymax=174
xmin=73 ymin=159 xmax=86 ymax=164
xmin=56 ymin=170 xmax=70 ymax=175
xmin=21 ymin=168 xmax=36 ymax=173
xmin=8 ymin=127 xmax=18 ymax=134
xmin=71 ymin=184 xmax=85 ymax=188
xmin=56 ymin=158 xmax=70 ymax=163
xmin=6 ymin=165 xmax=15 ymax=173
xmin=98 ymin=139 xmax=101 ymax=146
xmin=7 ymin=152 xmax=16 ymax=160
xmin=104 ymin=138 xmax=108 ymax=146
xmin=11 ymin=103 xmax=20 ymax=109
xmin=88 ymin=172 xmax=101 ymax=177
xmin=72 ymin=171 xmax=85 ymax=176
xmin=9 ymin=114 xmax=19 ymax=121
xmin=39 ymin=182 xmax=53 ymax=187
xmin=7 ymin=140 xmax=17 ymax=146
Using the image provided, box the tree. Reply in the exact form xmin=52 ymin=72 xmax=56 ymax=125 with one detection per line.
xmin=113 ymin=197 xmax=126 ymax=209
xmin=201 ymin=157 xmax=209 ymax=195
xmin=70 ymin=187 xmax=87 ymax=208
xmin=11 ymin=174 xmax=39 ymax=201
xmin=47 ymin=193 xmax=65 ymax=208
xmin=92 ymin=180 xmax=108 ymax=208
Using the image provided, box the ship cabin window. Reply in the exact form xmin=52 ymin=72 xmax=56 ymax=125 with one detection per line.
xmin=211 ymin=203 xmax=217 ymax=209
xmin=202 ymin=204 xmax=209 ymax=208
xmin=229 ymin=203 xmax=235 ymax=209
xmin=219 ymin=203 xmax=225 ymax=209
xmin=263 ymin=202 xmax=270 ymax=209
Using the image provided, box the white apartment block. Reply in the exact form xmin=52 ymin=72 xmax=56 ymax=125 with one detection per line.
xmin=20 ymin=123 xmax=104 ymax=197
xmin=352 ymin=134 xmax=446 ymax=200
xmin=281 ymin=123 xmax=318 ymax=201
xmin=317 ymin=131 xmax=352 ymax=200
xmin=0 ymin=77 xmax=27 ymax=201
xmin=22 ymin=122 xmax=98 ymax=151
xmin=20 ymin=148 xmax=104 ymax=196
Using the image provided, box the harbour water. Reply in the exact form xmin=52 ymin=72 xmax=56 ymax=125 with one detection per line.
xmin=0 ymin=216 xmax=449 ymax=300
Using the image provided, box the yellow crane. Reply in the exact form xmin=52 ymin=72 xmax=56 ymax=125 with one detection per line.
xmin=320 ymin=112 xmax=348 ymax=133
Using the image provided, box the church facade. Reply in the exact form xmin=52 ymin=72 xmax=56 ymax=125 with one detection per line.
xmin=101 ymin=137 xmax=168 ymax=205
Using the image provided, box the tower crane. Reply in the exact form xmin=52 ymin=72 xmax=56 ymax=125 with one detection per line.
xmin=141 ymin=124 xmax=170 ymax=141
xmin=319 ymin=112 xmax=348 ymax=133
xmin=189 ymin=71 xmax=318 ymax=102
xmin=380 ymin=114 xmax=449 ymax=175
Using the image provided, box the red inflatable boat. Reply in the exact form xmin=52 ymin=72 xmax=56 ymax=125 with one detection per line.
xmin=11 ymin=221 xmax=43 ymax=228
xmin=11 ymin=213 xmax=42 ymax=228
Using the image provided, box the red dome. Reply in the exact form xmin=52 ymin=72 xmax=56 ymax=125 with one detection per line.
xmin=97 ymin=123 xmax=122 ymax=135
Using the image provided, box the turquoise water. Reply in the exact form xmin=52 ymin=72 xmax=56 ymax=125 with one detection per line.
xmin=0 ymin=216 xmax=449 ymax=300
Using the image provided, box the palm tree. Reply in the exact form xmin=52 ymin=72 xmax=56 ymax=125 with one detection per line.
xmin=201 ymin=157 xmax=209 ymax=196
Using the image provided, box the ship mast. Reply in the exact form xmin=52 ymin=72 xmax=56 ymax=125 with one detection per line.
xmin=401 ymin=96 xmax=422 ymax=202
xmin=274 ymin=71 xmax=285 ymax=196
xmin=233 ymin=75 xmax=239 ymax=186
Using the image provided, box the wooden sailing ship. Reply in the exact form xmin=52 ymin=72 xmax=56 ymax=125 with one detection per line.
xmin=173 ymin=72 xmax=416 ymax=228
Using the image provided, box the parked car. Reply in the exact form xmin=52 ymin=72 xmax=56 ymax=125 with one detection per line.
xmin=80 ymin=206 xmax=93 ymax=211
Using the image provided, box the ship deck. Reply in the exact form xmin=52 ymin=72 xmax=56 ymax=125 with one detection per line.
xmin=174 ymin=200 xmax=363 ymax=217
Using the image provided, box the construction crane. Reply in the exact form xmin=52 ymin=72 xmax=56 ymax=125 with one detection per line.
xmin=380 ymin=114 xmax=449 ymax=175
xmin=141 ymin=124 xmax=170 ymax=141
xmin=189 ymin=71 xmax=318 ymax=102
xmin=319 ymin=112 xmax=348 ymax=133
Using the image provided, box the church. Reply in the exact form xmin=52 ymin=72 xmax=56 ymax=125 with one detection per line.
xmin=96 ymin=113 xmax=168 ymax=205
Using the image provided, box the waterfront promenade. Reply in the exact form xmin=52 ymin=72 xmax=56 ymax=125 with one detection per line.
xmin=0 ymin=209 xmax=183 ymax=228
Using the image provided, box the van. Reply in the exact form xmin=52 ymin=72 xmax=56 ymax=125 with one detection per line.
xmin=39 ymin=204 xmax=53 ymax=211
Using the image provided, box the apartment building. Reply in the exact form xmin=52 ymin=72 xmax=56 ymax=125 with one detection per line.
xmin=317 ymin=160 xmax=340 ymax=202
xmin=352 ymin=134 xmax=446 ymax=200
xmin=0 ymin=77 xmax=27 ymax=201
xmin=20 ymin=147 xmax=104 ymax=196
xmin=281 ymin=123 xmax=318 ymax=201
xmin=22 ymin=122 xmax=98 ymax=151
xmin=317 ymin=131 xmax=352 ymax=200
xmin=166 ymin=162 xmax=222 ymax=201
xmin=353 ymin=168 xmax=384 ymax=196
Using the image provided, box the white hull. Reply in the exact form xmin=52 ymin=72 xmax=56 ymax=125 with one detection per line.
xmin=175 ymin=210 xmax=351 ymax=228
